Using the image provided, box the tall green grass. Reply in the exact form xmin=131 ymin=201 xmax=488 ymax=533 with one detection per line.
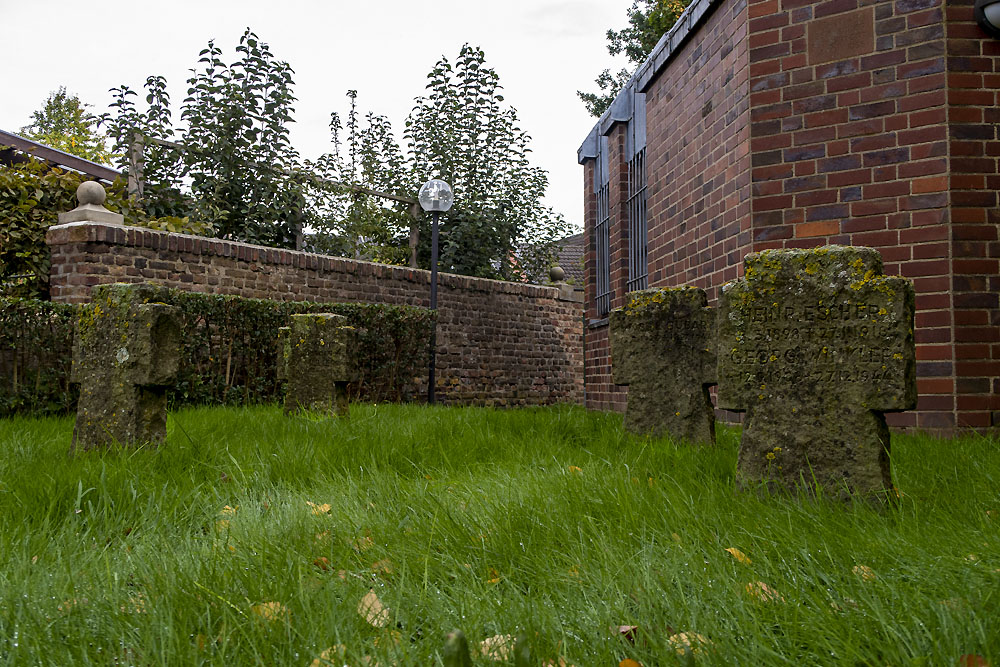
xmin=0 ymin=405 xmax=996 ymax=665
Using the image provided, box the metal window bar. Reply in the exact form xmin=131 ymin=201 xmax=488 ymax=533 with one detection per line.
xmin=626 ymin=147 xmax=648 ymax=292
xmin=595 ymin=182 xmax=611 ymax=316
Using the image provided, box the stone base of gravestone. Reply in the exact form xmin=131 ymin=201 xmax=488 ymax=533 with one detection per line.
xmin=609 ymin=287 xmax=717 ymax=445
xmin=71 ymin=283 xmax=181 ymax=451
xmin=278 ymin=313 xmax=358 ymax=416
xmin=718 ymin=245 xmax=916 ymax=501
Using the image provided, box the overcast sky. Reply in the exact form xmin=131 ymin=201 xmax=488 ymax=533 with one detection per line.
xmin=1 ymin=0 xmax=633 ymax=229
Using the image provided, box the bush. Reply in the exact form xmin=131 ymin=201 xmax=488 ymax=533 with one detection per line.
xmin=0 ymin=290 xmax=433 ymax=417
xmin=0 ymin=155 xmax=213 ymax=299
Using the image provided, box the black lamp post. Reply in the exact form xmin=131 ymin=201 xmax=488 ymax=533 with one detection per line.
xmin=417 ymin=178 xmax=453 ymax=404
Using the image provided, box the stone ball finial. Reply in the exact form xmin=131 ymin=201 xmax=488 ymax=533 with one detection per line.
xmin=77 ymin=181 xmax=107 ymax=206
xmin=549 ymin=265 xmax=566 ymax=282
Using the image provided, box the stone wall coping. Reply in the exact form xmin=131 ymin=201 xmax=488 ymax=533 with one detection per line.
xmin=46 ymin=221 xmax=572 ymax=301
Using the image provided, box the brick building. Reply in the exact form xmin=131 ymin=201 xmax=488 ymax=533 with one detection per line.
xmin=578 ymin=0 xmax=999 ymax=430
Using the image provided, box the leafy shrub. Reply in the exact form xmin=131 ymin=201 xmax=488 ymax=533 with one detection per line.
xmin=0 ymin=291 xmax=433 ymax=417
xmin=0 ymin=298 xmax=77 ymax=415
xmin=0 ymin=155 xmax=213 ymax=299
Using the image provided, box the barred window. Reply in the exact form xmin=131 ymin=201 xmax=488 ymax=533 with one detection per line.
xmin=595 ymin=136 xmax=611 ymax=317
xmin=626 ymin=146 xmax=648 ymax=292
xmin=626 ymin=92 xmax=648 ymax=293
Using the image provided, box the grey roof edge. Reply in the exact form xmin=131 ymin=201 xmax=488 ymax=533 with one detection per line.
xmin=576 ymin=0 xmax=727 ymax=160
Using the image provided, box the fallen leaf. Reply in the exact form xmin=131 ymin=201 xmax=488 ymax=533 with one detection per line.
xmin=852 ymin=565 xmax=875 ymax=581
xmin=667 ymin=632 xmax=712 ymax=656
xmin=671 ymin=533 xmax=682 ymax=543
xmin=219 ymin=505 xmax=238 ymax=516
xmin=358 ymin=589 xmax=390 ymax=627
xmin=311 ymin=645 xmax=347 ymax=666
xmin=725 ymin=547 xmax=752 ymax=564
xmin=612 ymin=625 xmax=638 ymax=643
xmin=315 ymin=530 xmax=331 ymax=543
xmin=480 ymin=634 xmax=514 ymax=661
xmin=965 ymin=554 xmax=979 ymax=562
xmin=744 ymin=581 xmax=784 ymax=603
xmin=215 ymin=519 xmax=230 ymax=532
xmin=374 ymin=629 xmax=402 ymax=647
xmin=568 ymin=465 xmax=583 ymax=475
xmin=353 ymin=535 xmax=374 ymax=552
xmin=307 ymin=501 xmax=332 ymax=515
xmin=371 ymin=558 xmax=394 ymax=575
xmin=568 ymin=565 xmax=580 ymax=578
xmin=958 ymin=655 xmax=990 ymax=667
xmin=487 ymin=567 xmax=501 ymax=584
xmin=313 ymin=557 xmax=330 ymax=571
xmin=251 ymin=601 xmax=290 ymax=624
xmin=619 ymin=660 xmax=642 ymax=667
xmin=31 ymin=555 xmax=38 ymax=564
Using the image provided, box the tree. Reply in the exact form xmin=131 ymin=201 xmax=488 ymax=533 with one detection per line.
xmin=406 ymin=45 xmax=571 ymax=281
xmin=578 ymin=0 xmax=690 ymax=117
xmin=101 ymin=29 xmax=303 ymax=248
xmin=19 ymin=87 xmax=112 ymax=164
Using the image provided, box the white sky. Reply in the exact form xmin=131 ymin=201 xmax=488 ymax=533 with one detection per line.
xmin=0 ymin=0 xmax=633 ymax=229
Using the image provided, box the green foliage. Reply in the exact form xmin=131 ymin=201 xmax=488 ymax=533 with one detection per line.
xmin=19 ymin=87 xmax=112 ymax=164
xmin=0 ymin=158 xmax=140 ymax=299
xmin=305 ymin=91 xmax=413 ymax=265
xmin=0 ymin=156 xmax=210 ymax=299
xmin=405 ymin=45 xmax=572 ymax=281
xmin=0 ymin=291 xmax=433 ymax=417
xmin=579 ymin=0 xmax=691 ymax=117
xmin=101 ymin=30 xmax=303 ymax=248
xmin=0 ymin=298 xmax=76 ymax=415
xmin=0 ymin=406 xmax=997 ymax=663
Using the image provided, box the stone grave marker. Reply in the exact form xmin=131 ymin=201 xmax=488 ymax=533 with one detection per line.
xmin=71 ymin=283 xmax=182 ymax=451
xmin=717 ymin=246 xmax=916 ymax=500
xmin=609 ymin=287 xmax=717 ymax=444
xmin=278 ymin=313 xmax=358 ymax=416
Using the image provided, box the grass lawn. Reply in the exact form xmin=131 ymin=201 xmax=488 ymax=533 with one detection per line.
xmin=0 ymin=404 xmax=997 ymax=665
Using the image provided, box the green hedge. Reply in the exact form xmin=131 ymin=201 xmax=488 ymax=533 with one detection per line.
xmin=0 ymin=291 xmax=434 ymax=416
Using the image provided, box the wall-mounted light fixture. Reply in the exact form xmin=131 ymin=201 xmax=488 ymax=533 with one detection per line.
xmin=975 ymin=0 xmax=1000 ymax=38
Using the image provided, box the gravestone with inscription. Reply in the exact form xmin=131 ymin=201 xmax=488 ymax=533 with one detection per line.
xmin=610 ymin=287 xmax=717 ymax=444
xmin=277 ymin=313 xmax=358 ymax=416
xmin=717 ymin=246 xmax=916 ymax=500
xmin=71 ymin=283 xmax=182 ymax=451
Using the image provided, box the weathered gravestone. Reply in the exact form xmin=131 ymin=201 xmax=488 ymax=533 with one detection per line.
xmin=277 ymin=313 xmax=358 ymax=416
xmin=717 ymin=246 xmax=916 ymax=500
xmin=609 ymin=287 xmax=717 ymax=444
xmin=71 ymin=283 xmax=182 ymax=451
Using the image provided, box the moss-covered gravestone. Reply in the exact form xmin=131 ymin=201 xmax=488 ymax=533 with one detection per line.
xmin=71 ymin=283 xmax=182 ymax=451
xmin=277 ymin=313 xmax=358 ymax=416
xmin=609 ymin=287 xmax=717 ymax=444
xmin=717 ymin=246 xmax=916 ymax=500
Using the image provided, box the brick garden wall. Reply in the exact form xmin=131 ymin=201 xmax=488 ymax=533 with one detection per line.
xmin=581 ymin=0 xmax=999 ymax=431
xmin=45 ymin=222 xmax=584 ymax=407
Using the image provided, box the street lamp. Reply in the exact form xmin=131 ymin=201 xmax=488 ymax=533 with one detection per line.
xmin=418 ymin=178 xmax=453 ymax=404
xmin=976 ymin=0 xmax=1000 ymax=37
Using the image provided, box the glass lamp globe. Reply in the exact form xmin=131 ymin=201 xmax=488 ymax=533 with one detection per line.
xmin=418 ymin=179 xmax=454 ymax=213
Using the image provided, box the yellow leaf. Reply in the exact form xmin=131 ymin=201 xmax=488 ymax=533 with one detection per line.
xmin=619 ymin=660 xmax=643 ymax=667
xmin=219 ymin=505 xmax=238 ymax=515
xmin=307 ymin=501 xmax=331 ymax=515
xmin=251 ymin=601 xmax=290 ymax=624
xmin=667 ymin=632 xmax=712 ymax=656
xmin=358 ymin=589 xmax=390 ymax=627
xmin=725 ymin=547 xmax=752 ymax=564
xmin=671 ymin=532 xmax=682 ymax=543
xmin=487 ymin=567 xmax=501 ymax=584
xmin=215 ymin=519 xmax=230 ymax=532
xmin=480 ymin=634 xmax=514 ymax=661
xmin=744 ymin=581 xmax=784 ymax=603
xmin=852 ymin=565 xmax=875 ymax=581
xmin=568 ymin=465 xmax=583 ymax=475
xmin=311 ymin=645 xmax=347 ymax=666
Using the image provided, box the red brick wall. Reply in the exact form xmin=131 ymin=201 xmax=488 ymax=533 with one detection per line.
xmin=583 ymin=0 xmax=751 ymax=412
xmin=46 ymin=222 xmax=584 ymax=407
xmin=581 ymin=0 xmax=998 ymax=431
xmin=946 ymin=0 xmax=1000 ymax=429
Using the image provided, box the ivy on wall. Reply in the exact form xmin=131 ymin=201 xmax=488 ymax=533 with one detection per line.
xmin=0 ymin=291 xmax=434 ymax=417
